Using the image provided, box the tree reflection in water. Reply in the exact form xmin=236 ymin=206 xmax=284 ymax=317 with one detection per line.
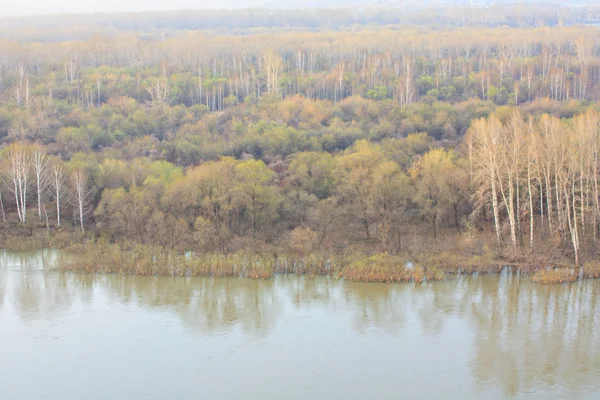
xmin=0 ymin=268 xmax=6 ymax=309
xmin=401 ymin=274 xmax=600 ymax=396
xmin=466 ymin=275 xmax=600 ymax=396
xmin=1 ymin=251 xmax=80 ymax=322
xmin=2 ymin=252 xmax=600 ymax=396
xmin=103 ymin=275 xmax=282 ymax=336
xmin=342 ymin=281 xmax=408 ymax=334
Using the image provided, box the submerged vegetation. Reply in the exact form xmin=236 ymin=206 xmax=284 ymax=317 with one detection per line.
xmin=52 ymin=243 xmax=448 ymax=283
xmin=48 ymin=241 xmax=593 ymax=285
xmin=54 ymin=241 xmax=339 ymax=279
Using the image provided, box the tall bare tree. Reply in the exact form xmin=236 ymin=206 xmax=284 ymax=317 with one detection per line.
xmin=52 ymin=162 xmax=67 ymax=228
xmin=71 ymin=169 xmax=91 ymax=234
xmin=3 ymin=143 xmax=30 ymax=224
xmin=32 ymin=143 xmax=48 ymax=219
xmin=261 ymin=49 xmax=283 ymax=94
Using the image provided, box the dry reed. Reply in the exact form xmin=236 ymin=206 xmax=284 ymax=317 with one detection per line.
xmin=341 ymin=253 xmax=445 ymax=283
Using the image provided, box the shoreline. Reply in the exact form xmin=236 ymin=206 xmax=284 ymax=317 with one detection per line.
xmin=2 ymin=240 xmax=598 ymax=285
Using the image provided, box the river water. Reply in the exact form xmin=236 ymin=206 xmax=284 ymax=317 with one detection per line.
xmin=1 ymin=251 xmax=599 ymax=399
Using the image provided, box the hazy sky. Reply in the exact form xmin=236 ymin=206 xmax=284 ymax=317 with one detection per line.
xmin=0 ymin=0 xmax=279 ymax=17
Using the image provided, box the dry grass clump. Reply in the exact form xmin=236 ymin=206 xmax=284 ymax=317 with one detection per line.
xmin=341 ymin=253 xmax=444 ymax=283
xmin=55 ymin=242 xmax=277 ymax=279
xmin=1 ymin=236 xmax=45 ymax=252
xmin=530 ymin=261 xmax=600 ymax=284
xmin=531 ymin=268 xmax=578 ymax=284
xmin=427 ymin=267 xmax=446 ymax=281
xmin=178 ymin=252 xmax=275 ymax=278
xmin=55 ymin=242 xmax=345 ymax=279
xmin=580 ymin=262 xmax=600 ymax=279
xmin=54 ymin=242 xmax=131 ymax=273
xmin=414 ymin=251 xmax=499 ymax=276
xmin=274 ymin=253 xmax=341 ymax=276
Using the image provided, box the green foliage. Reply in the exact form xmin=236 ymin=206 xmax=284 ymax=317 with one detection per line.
xmin=287 ymin=152 xmax=337 ymax=199
xmin=410 ymin=148 xmax=466 ymax=239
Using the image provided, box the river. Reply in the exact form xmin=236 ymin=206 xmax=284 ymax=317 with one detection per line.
xmin=1 ymin=251 xmax=599 ymax=399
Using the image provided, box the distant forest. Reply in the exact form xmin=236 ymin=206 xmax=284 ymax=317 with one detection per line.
xmin=2 ymin=3 xmax=600 ymax=41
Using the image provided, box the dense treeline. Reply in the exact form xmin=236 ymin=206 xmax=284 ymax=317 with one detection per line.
xmin=1 ymin=133 xmax=443 ymax=252
xmin=7 ymin=108 xmax=600 ymax=267
xmin=3 ymin=12 xmax=600 ymax=271
xmin=3 ymin=25 xmax=600 ymax=117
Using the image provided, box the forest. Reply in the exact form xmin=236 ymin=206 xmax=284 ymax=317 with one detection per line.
xmin=3 ymin=3 xmax=600 ymax=280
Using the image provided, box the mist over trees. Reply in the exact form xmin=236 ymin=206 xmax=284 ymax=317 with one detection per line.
xmin=3 ymin=2 xmax=600 ymax=41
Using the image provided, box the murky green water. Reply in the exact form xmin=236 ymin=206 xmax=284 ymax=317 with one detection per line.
xmin=1 ymin=251 xmax=599 ymax=399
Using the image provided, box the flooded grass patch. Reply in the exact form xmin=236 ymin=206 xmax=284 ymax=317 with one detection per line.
xmin=45 ymin=242 xmax=600 ymax=284
xmin=341 ymin=253 xmax=444 ymax=283
xmin=531 ymin=263 xmax=600 ymax=284
xmin=53 ymin=242 xmax=343 ymax=279
xmin=531 ymin=268 xmax=578 ymax=284
xmin=581 ymin=262 xmax=600 ymax=280
xmin=55 ymin=243 xmax=274 ymax=278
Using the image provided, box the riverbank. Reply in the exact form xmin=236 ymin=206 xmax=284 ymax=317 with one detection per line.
xmin=2 ymin=221 xmax=599 ymax=284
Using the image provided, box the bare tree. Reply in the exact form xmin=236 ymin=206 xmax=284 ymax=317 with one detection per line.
xmin=27 ymin=97 xmax=55 ymax=141
xmin=147 ymin=78 xmax=171 ymax=108
xmin=14 ymin=62 xmax=25 ymax=107
xmin=497 ymin=110 xmax=526 ymax=252
xmin=261 ymin=49 xmax=283 ymax=94
xmin=396 ymin=56 xmax=415 ymax=107
xmin=32 ymin=143 xmax=49 ymax=219
xmin=147 ymin=60 xmax=171 ymax=108
xmin=3 ymin=143 xmax=30 ymax=224
xmin=52 ymin=162 xmax=67 ymax=228
xmin=0 ymin=188 xmax=5 ymax=223
xmin=71 ymin=169 xmax=91 ymax=234
xmin=469 ymin=116 xmax=503 ymax=246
